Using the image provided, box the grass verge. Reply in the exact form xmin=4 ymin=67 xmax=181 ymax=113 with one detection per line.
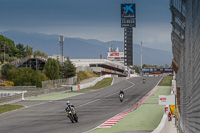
xmin=88 ymin=86 xmax=171 ymax=133
xmin=27 ymin=92 xmax=82 ymax=100
xmin=0 ymin=104 xmax=24 ymax=114
xmin=158 ymin=76 xmax=173 ymax=86
xmin=75 ymin=78 xmax=113 ymax=92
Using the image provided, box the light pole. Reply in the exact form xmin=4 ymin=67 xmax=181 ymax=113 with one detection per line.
xmin=59 ymin=36 xmax=64 ymax=64
xmin=4 ymin=44 xmax=6 ymax=64
xmin=141 ymin=41 xmax=143 ymax=69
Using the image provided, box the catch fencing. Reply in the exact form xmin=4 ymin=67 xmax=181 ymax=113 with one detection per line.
xmin=0 ymin=86 xmax=71 ymax=104
xmin=170 ymin=0 xmax=200 ymax=132
xmin=0 ymin=76 xmax=77 ymax=104
xmin=0 ymin=93 xmax=22 ymax=104
xmin=42 ymin=76 xmax=77 ymax=88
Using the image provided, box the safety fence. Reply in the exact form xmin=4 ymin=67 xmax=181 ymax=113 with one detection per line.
xmin=0 ymin=93 xmax=22 ymax=104
xmin=0 ymin=86 xmax=36 ymax=90
xmin=170 ymin=0 xmax=200 ymax=132
xmin=42 ymin=77 xmax=77 ymax=88
xmin=0 ymin=86 xmax=71 ymax=104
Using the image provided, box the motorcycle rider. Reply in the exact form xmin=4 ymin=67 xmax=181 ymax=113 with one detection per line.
xmin=65 ymin=101 xmax=76 ymax=117
xmin=143 ymin=78 xmax=146 ymax=83
xmin=119 ymin=89 xmax=124 ymax=96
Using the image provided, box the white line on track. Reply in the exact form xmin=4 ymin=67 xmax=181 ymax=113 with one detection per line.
xmin=76 ymin=99 xmax=100 ymax=108
xmin=82 ymin=78 xmax=135 ymax=133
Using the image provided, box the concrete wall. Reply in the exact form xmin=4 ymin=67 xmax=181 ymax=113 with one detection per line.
xmin=152 ymin=114 xmax=177 ymax=133
xmin=70 ymin=75 xmax=112 ymax=91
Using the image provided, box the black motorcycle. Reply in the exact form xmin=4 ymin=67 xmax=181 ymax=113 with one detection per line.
xmin=119 ymin=93 xmax=124 ymax=102
xmin=143 ymin=79 xmax=146 ymax=84
xmin=119 ymin=90 xmax=124 ymax=102
xmin=66 ymin=107 xmax=78 ymax=123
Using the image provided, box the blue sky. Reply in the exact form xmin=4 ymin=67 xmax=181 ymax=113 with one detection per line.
xmin=0 ymin=0 xmax=172 ymax=51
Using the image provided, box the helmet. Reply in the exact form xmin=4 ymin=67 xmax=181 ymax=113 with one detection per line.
xmin=66 ymin=101 xmax=70 ymax=105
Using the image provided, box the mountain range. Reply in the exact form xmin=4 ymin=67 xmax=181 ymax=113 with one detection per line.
xmin=0 ymin=30 xmax=173 ymax=66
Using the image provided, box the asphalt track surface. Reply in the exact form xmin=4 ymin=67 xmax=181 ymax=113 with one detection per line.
xmin=0 ymin=76 xmax=162 ymax=133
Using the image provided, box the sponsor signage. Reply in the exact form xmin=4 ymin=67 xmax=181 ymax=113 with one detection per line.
xmin=110 ymin=52 xmax=119 ymax=56
xmin=164 ymin=106 xmax=169 ymax=113
xmin=159 ymin=95 xmax=175 ymax=105
xmin=141 ymin=68 xmax=174 ymax=72
xmin=163 ymin=68 xmax=173 ymax=72
xmin=141 ymin=68 xmax=150 ymax=72
xmin=121 ymin=4 xmax=136 ymax=28
xmin=108 ymin=52 xmax=124 ymax=57
xmin=121 ymin=4 xmax=136 ymax=18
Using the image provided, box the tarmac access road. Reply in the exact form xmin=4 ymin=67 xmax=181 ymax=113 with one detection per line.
xmin=0 ymin=76 xmax=161 ymax=133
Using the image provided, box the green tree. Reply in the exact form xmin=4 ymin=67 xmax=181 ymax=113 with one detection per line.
xmin=44 ymin=58 xmax=59 ymax=80
xmin=25 ymin=45 xmax=33 ymax=55
xmin=165 ymin=64 xmax=169 ymax=68
xmin=1 ymin=63 xmax=16 ymax=80
xmin=63 ymin=58 xmax=76 ymax=78
xmin=7 ymin=67 xmax=48 ymax=87
xmin=59 ymin=64 xmax=65 ymax=79
xmin=133 ymin=65 xmax=140 ymax=73
xmin=159 ymin=66 xmax=164 ymax=68
xmin=34 ymin=50 xmax=42 ymax=56
xmin=0 ymin=35 xmax=17 ymax=57
xmin=142 ymin=64 xmax=148 ymax=68
xmin=34 ymin=50 xmax=48 ymax=58
xmin=16 ymin=43 xmax=26 ymax=58
xmin=0 ymin=53 xmax=10 ymax=64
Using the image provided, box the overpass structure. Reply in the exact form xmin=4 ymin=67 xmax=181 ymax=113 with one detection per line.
xmin=71 ymin=59 xmax=127 ymax=77
xmin=10 ymin=55 xmax=47 ymax=70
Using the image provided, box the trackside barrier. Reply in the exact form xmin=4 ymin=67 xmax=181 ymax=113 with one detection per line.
xmin=0 ymin=86 xmax=72 ymax=104
xmin=0 ymin=91 xmax=27 ymax=104
xmin=151 ymin=107 xmax=177 ymax=133
xmin=0 ymin=86 xmax=36 ymax=90
xmin=62 ymin=75 xmax=112 ymax=91
xmin=79 ymin=75 xmax=111 ymax=90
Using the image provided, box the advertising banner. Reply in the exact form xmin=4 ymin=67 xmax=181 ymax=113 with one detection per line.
xmin=121 ymin=4 xmax=136 ymax=27
xmin=159 ymin=95 xmax=175 ymax=105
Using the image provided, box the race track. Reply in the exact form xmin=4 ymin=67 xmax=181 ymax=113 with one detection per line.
xmin=0 ymin=76 xmax=161 ymax=133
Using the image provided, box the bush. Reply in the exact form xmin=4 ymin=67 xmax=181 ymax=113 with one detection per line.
xmin=7 ymin=68 xmax=48 ymax=87
xmin=77 ymin=71 xmax=99 ymax=81
xmin=4 ymin=81 xmax=14 ymax=86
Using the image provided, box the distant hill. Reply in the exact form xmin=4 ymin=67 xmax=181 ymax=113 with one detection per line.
xmin=0 ymin=30 xmax=173 ymax=66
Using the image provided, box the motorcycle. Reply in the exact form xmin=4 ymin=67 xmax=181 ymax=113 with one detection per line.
xmin=119 ymin=93 xmax=124 ymax=102
xmin=67 ymin=107 xmax=78 ymax=123
xmin=143 ymin=79 xmax=146 ymax=84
